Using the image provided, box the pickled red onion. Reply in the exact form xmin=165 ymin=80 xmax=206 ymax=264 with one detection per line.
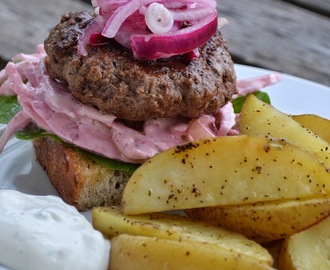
xmin=102 ymin=0 xmax=141 ymax=38
xmin=77 ymin=14 xmax=105 ymax=56
xmin=80 ymin=0 xmax=219 ymax=60
xmin=131 ymin=13 xmax=217 ymax=59
xmin=170 ymin=7 xmax=215 ymax=21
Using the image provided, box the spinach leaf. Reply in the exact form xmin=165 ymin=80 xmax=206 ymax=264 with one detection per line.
xmin=0 ymin=96 xmax=21 ymax=124
xmin=15 ymin=125 xmax=63 ymax=142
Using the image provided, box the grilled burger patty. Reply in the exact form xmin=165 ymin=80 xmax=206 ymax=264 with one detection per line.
xmin=44 ymin=11 xmax=237 ymax=121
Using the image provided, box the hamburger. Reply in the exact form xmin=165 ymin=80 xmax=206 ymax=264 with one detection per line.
xmin=0 ymin=0 xmax=246 ymax=210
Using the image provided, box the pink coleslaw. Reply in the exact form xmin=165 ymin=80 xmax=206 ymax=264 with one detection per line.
xmin=0 ymin=45 xmax=282 ymax=163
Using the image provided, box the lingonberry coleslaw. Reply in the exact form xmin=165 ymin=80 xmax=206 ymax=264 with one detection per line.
xmin=0 ymin=44 xmax=281 ymax=166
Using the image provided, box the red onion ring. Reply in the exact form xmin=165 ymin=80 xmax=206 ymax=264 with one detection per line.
xmin=144 ymin=3 xmax=174 ymax=34
xmin=170 ymin=7 xmax=215 ymax=21
xmin=131 ymin=12 xmax=217 ymax=60
xmin=102 ymin=0 xmax=141 ymax=38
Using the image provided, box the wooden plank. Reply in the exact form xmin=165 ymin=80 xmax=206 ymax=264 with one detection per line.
xmin=284 ymin=0 xmax=330 ymax=15
xmin=218 ymin=0 xmax=330 ymax=86
xmin=0 ymin=0 xmax=92 ymax=60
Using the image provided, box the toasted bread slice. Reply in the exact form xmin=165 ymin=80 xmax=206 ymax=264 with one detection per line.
xmin=33 ymin=137 xmax=131 ymax=210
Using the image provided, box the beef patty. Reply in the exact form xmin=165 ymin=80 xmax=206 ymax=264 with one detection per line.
xmin=44 ymin=11 xmax=237 ymax=121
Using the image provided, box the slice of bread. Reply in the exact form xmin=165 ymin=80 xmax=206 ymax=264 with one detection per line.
xmin=33 ymin=137 xmax=132 ymax=211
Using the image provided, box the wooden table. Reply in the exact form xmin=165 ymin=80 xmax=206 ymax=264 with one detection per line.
xmin=0 ymin=0 xmax=329 ymax=86
xmin=218 ymin=0 xmax=330 ymax=87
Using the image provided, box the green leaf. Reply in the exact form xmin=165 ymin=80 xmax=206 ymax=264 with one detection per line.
xmin=232 ymin=91 xmax=271 ymax=114
xmin=15 ymin=125 xmax=139 ymax=174
xmin=254 ymin=91 xmax=271 ymax=105
xmin=15 ymin=125 xmax=63 ymax=143
xmin=0 ymin=96 xmax=21 ymax=124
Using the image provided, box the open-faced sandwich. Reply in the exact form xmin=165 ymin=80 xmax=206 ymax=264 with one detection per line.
xmin=0 ymin=0 xmax=279 ymax=210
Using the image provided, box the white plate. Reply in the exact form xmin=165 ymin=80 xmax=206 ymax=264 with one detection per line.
xmin=0 ymin=64 xmax=330 ymax=269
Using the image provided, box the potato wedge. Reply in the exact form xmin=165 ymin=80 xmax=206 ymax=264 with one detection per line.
xmin=121 ymin=135 xmax=330 ymax=215
xmin=109 ymin=234 xmax=275 ymax=270
xmin=239 ymin=94 xmax=330 ymax=168
xmin=278 ymin=215 xmax=330 ymax=270
xmin=93 ymin=207 xmax=274 ymax=269
xmin=185 ymin=197 xmax=330 ymax=243
xmin=292 ymin=114 xmax=330 ymax=144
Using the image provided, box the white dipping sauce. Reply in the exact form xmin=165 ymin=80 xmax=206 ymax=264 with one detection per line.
xmin=0 ymin=190 xmax=110 ymax=270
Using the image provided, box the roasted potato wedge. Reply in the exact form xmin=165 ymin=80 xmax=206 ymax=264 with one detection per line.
xmin=239 ymin=95 xmax=330 ymax=168
xmin=278 ymin=214 xmax=330 ymax=270
xmin=109 ymin=234 xmax=275 ymax=270
xmin=93 ymin=207 xmax=274 ymax=269
xmin=292 ymin=114 xmax=330 ymax=144
xmin=185 ymin=197 xmax=330 ymax=243
xmin=121 ymin=135 xmax=330 ymax=215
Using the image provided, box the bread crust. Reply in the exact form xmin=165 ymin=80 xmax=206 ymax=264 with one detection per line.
xmin=33 ymin=137 xmax=132 ymax=210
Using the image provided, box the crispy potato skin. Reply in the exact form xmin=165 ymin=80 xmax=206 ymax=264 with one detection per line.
xmin=121 ymin=135 xmax=330 ymax=215
xmin=109 ymin=234 xmax=274 ymax=270
xmin=185 ymin=198 xmax=330 ymax=243
xmin=92 ymin=207 xmax=274 ymax=270
xmin=292 ymin=114 xmax=330 ymax=144
xmin=239 ymin=95 xmax=330 ymax=168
